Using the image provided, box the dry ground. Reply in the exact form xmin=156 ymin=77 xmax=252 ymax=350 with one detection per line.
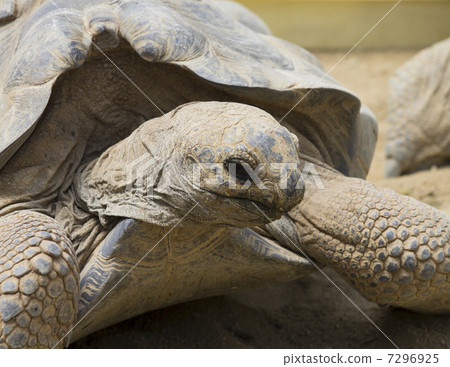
xmin=73 ymin=51 xmax=450 ymax=349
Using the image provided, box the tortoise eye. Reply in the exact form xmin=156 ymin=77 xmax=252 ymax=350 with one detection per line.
xmin=224 ymin=159 xmax=253 ymax=183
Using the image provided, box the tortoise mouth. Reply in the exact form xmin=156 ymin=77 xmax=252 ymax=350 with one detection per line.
xmin=203 ymin=188 xmax=287 ymax=224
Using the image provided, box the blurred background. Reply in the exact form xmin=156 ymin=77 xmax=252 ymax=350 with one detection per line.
xmin=74 ymin=0 xmax=450 ymax=348
xmin=240 ymin=0 xmax=450 ymax=50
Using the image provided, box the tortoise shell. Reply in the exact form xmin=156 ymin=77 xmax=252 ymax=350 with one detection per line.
xmin=0 ymin=0 xmax=377 ymax=181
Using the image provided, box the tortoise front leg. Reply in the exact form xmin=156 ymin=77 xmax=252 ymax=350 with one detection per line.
xmin=290 ymin=167 xmax=450 ymax=313
xmin=0 ymin=211 xmax=79 ymax=348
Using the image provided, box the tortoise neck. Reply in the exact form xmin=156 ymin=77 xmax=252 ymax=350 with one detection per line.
xmin=55 ymin=186 xmax=113 ymax=268
xmin=71 ymin=115 xmax=197 ymax=229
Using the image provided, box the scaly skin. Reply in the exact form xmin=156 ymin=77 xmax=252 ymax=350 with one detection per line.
xmin=291 ymin=166 xmax=450 ymax=313
xmin=0 ymin=211 xmax=79 ymax=348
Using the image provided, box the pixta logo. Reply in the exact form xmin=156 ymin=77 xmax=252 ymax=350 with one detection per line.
xmin=126 ymin=152 xmax=325 ymax=199
xmin=125 ymin=153 xmax=164 ymax=198
xmin=191 ymin=161 xmax=325 ymax=190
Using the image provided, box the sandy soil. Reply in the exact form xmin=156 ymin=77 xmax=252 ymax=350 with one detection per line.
xmin=72 ymin=51 xmax=450 ymax=349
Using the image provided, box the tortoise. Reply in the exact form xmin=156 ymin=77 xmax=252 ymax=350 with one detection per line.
xmin=0 ymin=0 xmax=449 ymax=349
xmin=385 ymin=37 xmax=450 ymax=177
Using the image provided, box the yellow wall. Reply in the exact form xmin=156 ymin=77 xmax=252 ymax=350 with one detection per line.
xmin=239 ymin=0 xmax=450 ymax=49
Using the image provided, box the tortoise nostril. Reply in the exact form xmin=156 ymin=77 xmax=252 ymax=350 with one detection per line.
xmin=290 ymin=133 xmax=300 ymax=153
xmin=225 ymin=159 xmax=253 ymax=183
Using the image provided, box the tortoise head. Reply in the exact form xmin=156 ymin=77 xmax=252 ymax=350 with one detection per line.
xmin=75 ymin=102 xmax=304 ymax=228
xmin=173 ymin=102 xmax=304 ymax=225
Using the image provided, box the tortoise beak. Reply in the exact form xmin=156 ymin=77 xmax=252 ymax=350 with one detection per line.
xmin=219 ymin=160 xmax=304 ymax=218
xmin=276 ymin=168 xmax=304 ymax=212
